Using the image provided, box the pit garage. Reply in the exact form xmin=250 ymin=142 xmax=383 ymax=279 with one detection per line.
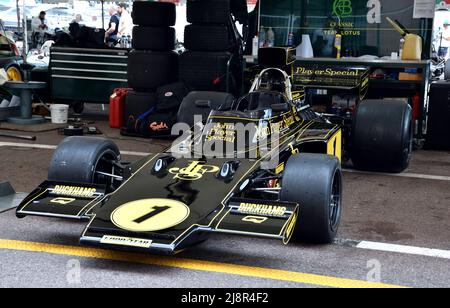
xmin=0 ymin=0 xmax=449 ymax=291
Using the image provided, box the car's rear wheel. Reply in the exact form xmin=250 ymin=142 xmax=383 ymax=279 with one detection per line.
xmin=351 ymin=99 xmax=413 ymax=173
xmin=48 ymin=137 xmax=121 ymax=189
xmin=6 ymin=65 xmax=22 ymax=81
xmin=281 ymin=154 xmax=343 ymax=244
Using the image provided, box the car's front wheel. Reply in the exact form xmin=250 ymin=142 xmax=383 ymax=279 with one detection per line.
xmin=48 ymin=137 xmax=121 ymax=189
xmin=281 ymin=154 xmax=343 ymax=244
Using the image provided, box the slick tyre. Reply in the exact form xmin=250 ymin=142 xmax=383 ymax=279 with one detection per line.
xmin=184 ymin=25 xmax=231 ymax=51
xmin=281 ymin=154 xmax=343 ymax=244
xmin=177 ymin=91 xmax=234 ymax=127
xmin=48 ymin=137 xmax=120 ymax=185
xmin=128 ymin=51 xmax=179 ymax=91
xmin=132 ymin=27 xmax=175 ymax=51
xmin=351 ymin=100 xmax=413 ymax=173
xmin=132 ymin=1 xmax=176 ymax=27
xmin=187 ymin=0 xmax=231 ymax=24
xmin=179 ymin=51 xmax=231 ymax=92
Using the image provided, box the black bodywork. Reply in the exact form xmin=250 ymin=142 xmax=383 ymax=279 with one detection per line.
xmin=17 ymin=69 xmax=342 ymax=254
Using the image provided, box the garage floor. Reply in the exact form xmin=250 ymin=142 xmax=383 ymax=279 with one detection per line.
xmin=0 ymin=105 xmax=449 ymax=288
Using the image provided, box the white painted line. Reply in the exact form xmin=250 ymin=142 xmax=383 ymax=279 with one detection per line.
xmin=0 ymin=142 xmax=149 ymax=157
xmin=356 ymin=241 xmax=450 ymax=260
xmin=121 ymin=150 xmax=149 ymax=157
xmin=0 ymin=141 xmax=56 ymax=150
xmin=344 ymin=169 xmax=450 ymax=182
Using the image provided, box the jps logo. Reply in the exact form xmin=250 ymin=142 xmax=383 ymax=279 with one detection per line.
xmin=169 ymin=161 xmax=220 ymax=181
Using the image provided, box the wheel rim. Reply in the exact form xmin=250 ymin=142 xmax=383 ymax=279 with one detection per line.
xmin=6 ymin=67 xmax=22 ymax=81
xmin=329 ymin=170 xmax=342 ymax=232
xmin=93 ymin=150 xmax=119 ymax=189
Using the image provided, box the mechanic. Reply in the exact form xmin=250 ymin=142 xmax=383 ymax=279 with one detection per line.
xmin=105 ymin=6 xmax=120 ymax=47
xmin=118 ymin=3 xmax=133 ymax=38
xmin=31 ymin=11 xmax=49 ymax=49
xmin=439 ymin=20 xmax=450 ymax=60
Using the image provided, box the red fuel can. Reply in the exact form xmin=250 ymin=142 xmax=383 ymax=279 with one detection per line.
xmin=109 ymin=88 xmax=131 ymax=128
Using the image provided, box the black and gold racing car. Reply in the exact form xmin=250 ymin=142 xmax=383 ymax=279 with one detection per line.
xmin=16 ymin=67 xmax=412 ymax=254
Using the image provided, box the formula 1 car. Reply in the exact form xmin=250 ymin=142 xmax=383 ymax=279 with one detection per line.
xmin=16 ymin=67 xmax=412 ymax=254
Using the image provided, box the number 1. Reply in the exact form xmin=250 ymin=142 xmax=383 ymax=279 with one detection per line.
xmin=134 ymin=206 xmax=171 ymax=224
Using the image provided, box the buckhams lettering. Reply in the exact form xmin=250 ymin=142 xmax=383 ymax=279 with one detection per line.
xmin=51 ymin=185 xmax=97 ymax=198
xmin=238 ymin=203 xmax=287 ymax=217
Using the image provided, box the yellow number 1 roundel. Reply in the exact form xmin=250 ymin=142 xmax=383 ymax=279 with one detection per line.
xmin=111 ymin=199 xmax=190 ymax=232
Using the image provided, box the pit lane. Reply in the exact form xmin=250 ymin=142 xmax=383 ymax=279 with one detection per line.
xmin=0 ymin=107 xmax=449 ymax=288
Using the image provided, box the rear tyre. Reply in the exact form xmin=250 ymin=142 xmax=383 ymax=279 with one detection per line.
xmin=177 ymin=91 xmax=234 ymax=127
xmin=132 ymin=1 xmax=176 ymax=27
xmin=184 ymin=25 xmax=231 ymax=51
xmin=179 ymin=51 xmax=231 ymax=92
xmin=281 ymin=154 xmax=342 ymax=244
xmin=132 ymin=27 xmax=175 ymax=51
xmin=351 ymin=100 xmax=413 ymax=173
xmin=48 ymin=137 xmax=121 ymax=187
xmin=187 ymin=0 xmax=231 ymax=24
xmin=128 ymin=50 xmax=179 ymax=91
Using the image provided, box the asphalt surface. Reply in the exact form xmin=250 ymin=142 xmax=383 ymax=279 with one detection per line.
xmin=0 ymin=105 xmax=449 ymax=288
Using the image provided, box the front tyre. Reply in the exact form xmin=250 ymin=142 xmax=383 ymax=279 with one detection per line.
xmin=48 ymin=137 xmax=121 ymax=188
xmin=281 ymin=154 xmax=343 ymax=244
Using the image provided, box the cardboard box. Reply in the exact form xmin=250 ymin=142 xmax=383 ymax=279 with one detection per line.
xmin=398 ymin=72 xmax=423 ymax=81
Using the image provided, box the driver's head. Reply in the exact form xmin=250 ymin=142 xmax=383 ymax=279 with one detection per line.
xmin=261 ymin=69 xmax=285 ymax=92
xmin=39 ymin=11 xmax=46 ymax=20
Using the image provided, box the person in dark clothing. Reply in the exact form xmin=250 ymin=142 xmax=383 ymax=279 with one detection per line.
xmin=105 ymin=6 xmax=120 ymax=46
xmin=244 ymin=1 xmax=259 ymax=55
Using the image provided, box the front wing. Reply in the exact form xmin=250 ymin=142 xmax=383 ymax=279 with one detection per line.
xmin=16 ymin=181 xmax=299 ymax=254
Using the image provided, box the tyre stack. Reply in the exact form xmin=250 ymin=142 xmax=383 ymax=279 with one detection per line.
xmin=180 ymin=0 xmax=240 ymax=95
xmin=124 ymin=1 xmax=181 ymax=137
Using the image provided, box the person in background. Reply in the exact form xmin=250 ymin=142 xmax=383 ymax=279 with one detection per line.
xmin=105 ymin=6 xmax=120 ymax=46
xmin=439 ymin=21 xmax=450 ymax=60
xmin=31 ymin=11 xmax=49 ymax=48
xmin=312 ymin=17 xmax=336 ymax=57
xmin=118 ymin=3 xmax=133 ymax=38
xmin=72 ymin=14 xmax=83 ymax=24
xmin=31 ymin=11 xmax=48 ymax=32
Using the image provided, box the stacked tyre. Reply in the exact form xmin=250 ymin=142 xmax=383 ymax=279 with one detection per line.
xmin=180 ymin=0 xmax=241 ymax=94
xmin=124 ymin=2 xmax=181 ymax=137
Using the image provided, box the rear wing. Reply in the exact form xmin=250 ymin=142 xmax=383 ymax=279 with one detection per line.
xmin=214 ymin=198 xmax=299 ymax=244
xmin=16 ymin=181 xmax=106 ymax=220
